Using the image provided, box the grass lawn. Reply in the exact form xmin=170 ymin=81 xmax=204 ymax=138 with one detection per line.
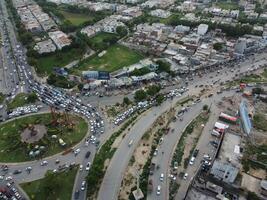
xmin=21 ymin=168 xmax=78 ymax=200
xmin=215 ymin=1 xmax=239 ymax=10
xmin=36 ymin=48 xmax=84 ymax=76
xmin=0 ymin=92 xmax=5 ymax=104
xmin=74 ymin=45 xmax=144 ymax=73
xmin=0 ymin=113 xmax=88 ymax=162
xmin=60 ymin=10 xmax=93 ymax=26
xmin=253 ymin=113 xmax=267 ymax=131
xmin=7 ymin=93 xmax=30 ymax=110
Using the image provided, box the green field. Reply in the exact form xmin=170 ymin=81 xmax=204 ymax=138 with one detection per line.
xmin=60 ymin=10 xmax=93 ymax=26
xmin=215 ymin=2 xmax=239 ymax=10
xmin=74 ymin=45 xmax=144 ymax=73
xmin=36 ymin=48 xmax=84 ymax=76
xmin=21 ymin=168 xmax=78 ymax=200
xmin=0 ymin=113 xmax=88 ymax=162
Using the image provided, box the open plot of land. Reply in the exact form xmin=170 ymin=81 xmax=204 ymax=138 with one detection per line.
xmin=0 ymin=113 xmax=88 ymax=162
xmin=60 ymin=10 xmax=93 ymax=26
xmin=215 ymin=1 xmax=239 ymax=10
xmin=36 ymin=48 xmax=84 ymax=76
xmin=74 ymin=45 xmax=144 ymax=73
xmin=21 ymin=168 xmax=78 ymax=200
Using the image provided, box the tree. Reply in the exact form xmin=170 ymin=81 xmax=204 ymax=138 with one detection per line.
xmin=27 ymin=93 xmax=38 ymax=103
xmin=156 ymin=94 xmax=164 ymax=105
xmin=213 ymin=43 xmax=223 ymax=51
xmin=116 ymin=26 xmax=128 ymax=37
xmin=247 ymin=192 xmax=260 ymax=200
xmin=252 ymin=87 xmax=264 ymax=95
xmin=78 ymin=83 xmax=84 ymax=91
xmin=123 ymin=97 xmax=131 ymax=105
xmin=203 ymin=104 xmax=208 ymax=111
xmin=146 ymin=85 xmax=161 ymax=96
xmin=156 ymin=60 xmax=171 ymax=73
xmin=134 ymin=90 xmax=147 ymax=102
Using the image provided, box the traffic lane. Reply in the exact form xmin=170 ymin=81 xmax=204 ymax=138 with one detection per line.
xmin=174 ymin=91 xmax=237 ymax=199
xmin=2 ymin=143 xmax=96 ymax=184
xmin=148 ymin=101 xmax=205 ymax=200
xmin=97 ymin=96 xmax=186 ymax=200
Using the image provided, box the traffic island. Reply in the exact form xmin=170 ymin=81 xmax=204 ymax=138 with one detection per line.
xmin=0 ymin=113 xmax=88 ymax=162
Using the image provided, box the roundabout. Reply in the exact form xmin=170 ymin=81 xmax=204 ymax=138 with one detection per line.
xmin=0 ymin=112 xmax=88 ymax=163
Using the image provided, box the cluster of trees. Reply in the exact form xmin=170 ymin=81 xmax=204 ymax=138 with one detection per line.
xmin=213 ymin=42 xmax=224 ymax=51
xmin=156 ymin=60 xmax=171 ymax=73
xmin=134 ymin=85 xmax=164 ymax=105
xmin=84 ymin=33 xmax=119 ymax=51
xmin=129 ymin=67 xmax=151 ymax=76
xmin=47 ymin=73 xmax=76 ymax=89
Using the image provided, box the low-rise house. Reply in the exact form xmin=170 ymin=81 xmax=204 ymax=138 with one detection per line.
xmin=34 ymin=39 xmax=56 ymax=54
xmin=48 ymin=31 xmax=72 ymax=49
xmin=150 ymin=9 xmax=171 ymax=18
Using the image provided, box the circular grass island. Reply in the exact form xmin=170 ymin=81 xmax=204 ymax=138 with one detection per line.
xmin=0 ymin=113 xmax=88 ymax=162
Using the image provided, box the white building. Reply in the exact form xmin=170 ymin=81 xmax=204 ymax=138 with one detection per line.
xmin=197 ymin=24 xmax=209 ymax=36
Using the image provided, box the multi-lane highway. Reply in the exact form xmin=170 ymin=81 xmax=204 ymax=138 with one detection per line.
xmin=97 ymin=53 xmax=267 ymax=200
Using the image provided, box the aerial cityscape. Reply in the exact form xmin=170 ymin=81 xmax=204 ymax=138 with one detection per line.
xmin=0 ymin=0 xmax=266 ymax=200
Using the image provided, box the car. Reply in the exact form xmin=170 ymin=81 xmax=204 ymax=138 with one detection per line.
xmin=153 ymin=149 xmax=158 ymax=156
xmin=189 ymin=157 xmax=195 ymax=165
xmin=85 ymin=151 xmax=91 ymax=159
xmin=159 ymin=137 xmax=164 ymax=145
xmin=192 ymin=149 xmax=199 ymax=157
xmin=156 ymin=185 xmax=161 ymax=195
xmin=74 ymin=148 xmax=80 ymax=156
xmin=159 ymin=173 xmax=164 ymax=182
xmin=13 ymin=170 xmax=22 ymax=175
xmin=128 ymin=140 xmax=133 ymax=147
xmin=74 ymin=190 xmax=79 ymax=199
xmin=26 ymin=166 xmax=32 ymax=173
xmin=85 ymin=162 xmax=91 ymax=171
xmin=210 ymin=140 xmax=219 ymax=148
xmin=40 ymin=160 xmax=48 ymax=166
xmin=81 ymin=181 xmax=86 ymax=191
xmin=79 ymin=164 xmax=83 ymax=171
xmin=203 ymin=154 xmax=212 ymax=161
xmin=5 ymin=176 xmax=12 ymax=181
xmin=183 ymin=173 xmax=188 ymax=180
xmin=55 ymin=159 xmax=60 ymax=164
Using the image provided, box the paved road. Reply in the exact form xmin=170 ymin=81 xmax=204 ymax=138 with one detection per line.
xmin=147 ymin=100 xmax=204 ymax=200
xmin=97 ymin=94 xmax=191 ymax=200
xmin=97 ymin=53 xmax=267 ymax=200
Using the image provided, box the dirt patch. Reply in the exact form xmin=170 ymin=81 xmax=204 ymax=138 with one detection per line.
xmin=241 ymin=173 xmax=261 ymax=194
xmin=20 ymin=124 xmax=47 ymax=144
xmin=249 ymin=168 xmax=266 ymax=179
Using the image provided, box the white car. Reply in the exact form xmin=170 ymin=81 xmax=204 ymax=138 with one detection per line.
xmin=156 ymin=185 xmax=161 ymax=195
xmin=183 ymin=173 xmax=188 ymax=180
xmin=81 ymin=181 xmax=86 ymax=191
xmin=40 ymin=160 xmax=48 ymax=166
xmin=160 ymin=173 xmax=164 ymax=182
xmin=74 ymin=148 xmax=81 ymax=155
xmin=5 ymin=176 xmax=13 ymax=181
xmin=79 ymin=164 xmax=83 ymax=171
xmin=85 ymin=162 xmax=91 ymax=171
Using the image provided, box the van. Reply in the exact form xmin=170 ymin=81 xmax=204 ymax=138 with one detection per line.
xmin=128 ymin=140 xmax=133 ymax=147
